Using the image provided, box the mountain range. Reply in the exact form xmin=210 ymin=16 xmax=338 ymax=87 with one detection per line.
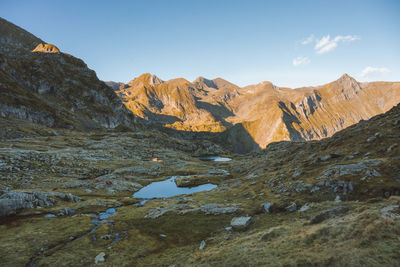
xmin=109 ymin=73 xmax=400 ymax=152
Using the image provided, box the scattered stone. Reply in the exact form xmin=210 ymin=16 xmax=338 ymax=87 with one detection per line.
xmin=231 ymin=216 xmax=253 ymax=230
xmin=145 ymin=204 xmax=240 ymax=218
xmin=348 ymin=181 xmax=354 ymax=191
xmin=309 ymin=205 xmax=349 ymax=224
xmin=261 ymin=202 xmax=274 ymax=214
xmin=320 ymin=155 xmax=332 ymax=161
xmin=320 ymin=153 xmax=342 ymax=161
xmin=286 ymin=202 xmax=297 ymax=212
xmin=295 ymin=181 xmax=312 ymax=192
xmin=365 ymin=169 xmax=381 ymax=177
xmin=335 ymin=195 xmax=342 ymax=202
xmin=292 ymin=168 xmax=303 ymax=178
xmin=299 ymin=204 xmax=310 ymax=212
xmin=381 ymin=205 xmax=400 ymax=219
xmin=199 ymin=204 xmax=240 ymax=215
xmin=199 ymin=240 xmax=206 ymax=250
xmin=367 ymin=136 xmax=377 ymax=142
xmin=387 ymin=143 xmax=398 ymax=152
xmin=160 ymin=234 xmax=167 ymax=238
xmin=225 ymin=226 xmax=232 ymax=231
xmin=317 ymin=160 xmax=381 ymax=179
xmin=308 ymin=153 xmax=317 ymax=159
xmin=100 ymin=235 xmax=112 ymax=240
xmin=57 ymin=207 xmax=75 ymax=216
xmin=310 ymin=186 xmax=320 ymax=193
xmin=94 ymin=252 xmax=106 ymax=264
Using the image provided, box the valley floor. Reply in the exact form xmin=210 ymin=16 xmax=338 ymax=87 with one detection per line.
xmin=1 ymin=104 xmax=400 ymax=266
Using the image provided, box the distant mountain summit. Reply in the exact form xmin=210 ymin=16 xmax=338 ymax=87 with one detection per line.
xmin=32 ymin=43 xmax=60 ymax=53
xmin=111 ymin=73 xmax=400 ymax=153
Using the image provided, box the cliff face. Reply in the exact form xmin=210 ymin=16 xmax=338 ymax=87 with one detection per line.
xmin=113 ymin=73 xmax=400 ymax=153
xmin=0 ymin=18 xmax=139 ymax=131
xmin=226 ymin=74 xmax=400 ymax=152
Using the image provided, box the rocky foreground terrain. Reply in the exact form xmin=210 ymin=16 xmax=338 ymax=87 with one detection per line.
xmin=1 ymin=100 xmax=399 ymax=267
xmin=0 ymin=17 xmax=400 ymax=266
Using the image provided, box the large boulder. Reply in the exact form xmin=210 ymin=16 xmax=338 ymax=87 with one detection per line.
xmin=231 ymin=216 xmax=253 ymax=230
xmin=317 ymin=160 xmax=381 ymax=179
xmin=0 ymin=191 xmax=81 ymax=217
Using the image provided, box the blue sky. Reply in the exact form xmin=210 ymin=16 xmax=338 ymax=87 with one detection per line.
xmin=1 ymin=0 xmax=399 ymax=87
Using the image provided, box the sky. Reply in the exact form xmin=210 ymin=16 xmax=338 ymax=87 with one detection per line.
xmin=1 ymin=0 xmax=399 ymax=88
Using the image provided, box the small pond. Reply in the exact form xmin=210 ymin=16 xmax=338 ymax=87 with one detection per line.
xmin=197 ymin=156 xmax=232 ymax=162
xmin=133 ymin=176 xmax=217 ymax=199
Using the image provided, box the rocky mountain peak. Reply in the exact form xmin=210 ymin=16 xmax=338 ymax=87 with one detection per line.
xmin=193 ymin=76 xmax=217 ymax=89
xmin=128 ymin=73 xmax=163 ymax=87
xmin=336 ymin=73 xmax=358 ymax=86
xmin=32 ymin=43 xmax=60 ymax=53
xmin=333 ymin=73 xmax=362 ymax=95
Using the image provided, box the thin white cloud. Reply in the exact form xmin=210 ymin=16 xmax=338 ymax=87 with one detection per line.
xmin=314 ymin=35 xmax=360 ymax=54
xmin=301 ymin=34 xmax=315 ymax=45
xmin=293 ymin=56 xmax=311 ymax=67
xmin=359 ymin=66 xmax=390 ymax=78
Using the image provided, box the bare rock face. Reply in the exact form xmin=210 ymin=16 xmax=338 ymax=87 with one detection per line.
xmin=32 ymin=43 xmax=60 ymax=53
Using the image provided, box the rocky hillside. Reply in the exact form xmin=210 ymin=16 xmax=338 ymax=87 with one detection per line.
xmin=114 ymin=74 xmax=227 ymax=132
xmin=0 ymin=17 xmax=139 ymax=136
xmin=113 ymin=73 xmax=400 ymax=153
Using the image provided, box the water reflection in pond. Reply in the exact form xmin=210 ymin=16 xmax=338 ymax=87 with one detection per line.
xmin=133 ymin=176 xmax=217 ymax=199
xmin=197 ymin=156 xmax=232 ymax=162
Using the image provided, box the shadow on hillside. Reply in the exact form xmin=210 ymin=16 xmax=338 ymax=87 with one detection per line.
xmin=145 ymin=112 xmax=182 ymax=124
xmin=278 ymin=101 xmax=305 ymax=142
xmin=195 ymin=101 xmax=235 ymax=122
xmin=157 ymin=121 xmax=260 ymax=154
xmin=217 ymin=123 xmax=261 ymax=153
